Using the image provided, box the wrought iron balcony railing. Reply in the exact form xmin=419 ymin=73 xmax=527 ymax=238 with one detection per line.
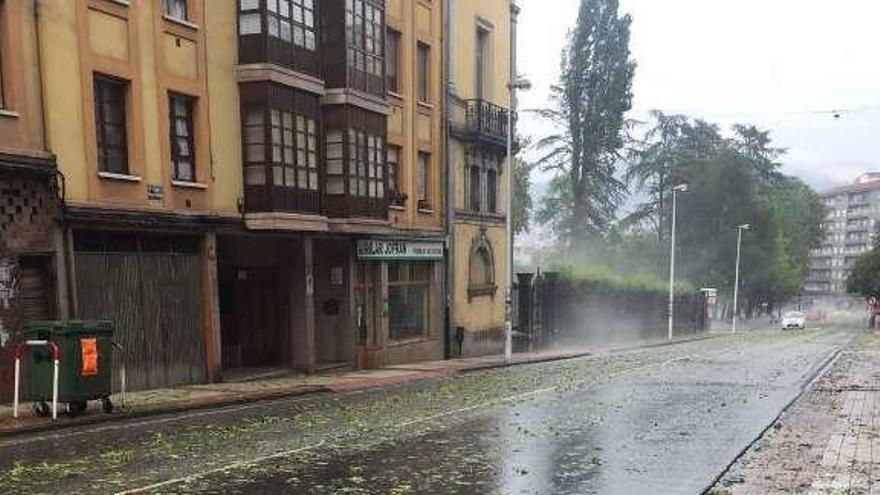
xmin=465 ymin=99 xmax=509 ymax=142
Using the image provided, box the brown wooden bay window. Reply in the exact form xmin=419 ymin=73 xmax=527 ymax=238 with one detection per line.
xmin=169 ymin=93 xmax=196 ymax=182
xmin=267 ymin=0 xmax=316 ymax=50
xmin=345 ymin=0 xmax=384 ymax=95
xmin=240 ymin=83 xmax=321 ymax=213
xmin=324 ymin=127 xmax=387 ymax=218
xmin=347 ymin=132 xmax=384 ymax=199
xmin=94 ymin=75 xmax=129 ymax=175
xmin=238 ymin=0 xmax=319 ymax=76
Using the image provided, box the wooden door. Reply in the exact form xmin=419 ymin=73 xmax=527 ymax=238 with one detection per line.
xmin=18 ymin=256 xmax=54 ymax=323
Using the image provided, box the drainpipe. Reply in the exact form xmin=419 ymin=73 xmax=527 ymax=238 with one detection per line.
xmin=34 ymin=0 xmax=75 ymax=318
xmin=443 ymin=0 xmax=455 ymax=359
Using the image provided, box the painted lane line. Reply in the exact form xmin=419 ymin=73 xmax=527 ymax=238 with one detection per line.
xmin=113 ymin=360 xmax=682 ymax=494
xmin=113 ymin=389 xmax=556 ymax=495
xmin=114 ymin=332 xmax=820 ymax=493
xmin=0 ymin=338 xmax=718 ymax=448
xmin=113 ymin=440 xmax=326 ymax=495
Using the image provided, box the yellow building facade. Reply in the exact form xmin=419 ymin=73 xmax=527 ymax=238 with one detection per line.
xmin=37 ymin=0 xmax=238 ymax=390
xmin=447 ymin=0 xmax=515 ymax=356
xmin=0 ymin=0 xmax=518 ymax=396
xmin=32 ymin=0 xmax=450 ymax=388
xmin=0 ymin=0 xmax=62 ymax=400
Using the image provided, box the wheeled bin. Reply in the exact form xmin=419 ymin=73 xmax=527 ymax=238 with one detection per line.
xmin=23 ymin=320 xmax=114 ymax=416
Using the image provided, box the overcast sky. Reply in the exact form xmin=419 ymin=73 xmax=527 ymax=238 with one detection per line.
xmin=516 ymin=0 xmax=880 ymax=192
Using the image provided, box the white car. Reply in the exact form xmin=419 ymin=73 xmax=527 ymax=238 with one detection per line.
xmin=781 ymin=311 xmax=806 ymax=330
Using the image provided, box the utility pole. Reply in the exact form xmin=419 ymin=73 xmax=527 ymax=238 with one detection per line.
xmin=732 ymin=224 xmax=750 ymax=334
xmin=667 ymin=184 xmax=688 ymax=341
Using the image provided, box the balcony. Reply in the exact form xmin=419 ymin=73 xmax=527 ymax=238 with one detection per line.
xmin=465 ymin=99 xmax=509 ymax=147
xmin=238 ymin=3 xmax=321 ymax=79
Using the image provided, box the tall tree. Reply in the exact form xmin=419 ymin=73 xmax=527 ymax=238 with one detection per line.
xmin=731 ymin=124 xmax=786 ymax=184
xmin=512 ymin=158 xmax=534 ymax=236
xmin=767 ymin=176 xmax=827 ymax=288
xmin=623 ymin=111 xmax=688 ymax=243
xmin=534 ymin=0 xmax=636 ymax=243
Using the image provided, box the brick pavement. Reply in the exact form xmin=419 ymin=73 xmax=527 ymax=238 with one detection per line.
xmin=716 ymin=330 xmax=880 ymax=495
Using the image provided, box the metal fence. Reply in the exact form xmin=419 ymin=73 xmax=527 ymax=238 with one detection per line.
xmin=512 ymin=271 xmax=560 ymax=352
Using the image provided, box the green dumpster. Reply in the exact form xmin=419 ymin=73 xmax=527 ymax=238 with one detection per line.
xmin=23 ymin=320 xmax=114 ymax=416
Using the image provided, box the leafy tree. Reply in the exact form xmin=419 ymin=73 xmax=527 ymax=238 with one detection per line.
xmin=512 ymin=158 xmax=533 ymax=236
xmin=624 ymin=112 xmax=824 ymax=312
xmin=846 ymin=237 xmax=880 ymax=303
xmin=766 ymin=176 xmax=827 ymax=291
xmin=534 ymin=0 xmax=636 ymax=243
xmin=731 ymin=124 xmax=785 ymax=183
xmin=623 ymin=111 xmax=688 ymax=243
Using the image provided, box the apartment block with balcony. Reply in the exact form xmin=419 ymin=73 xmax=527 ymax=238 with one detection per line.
xmin=447 ymin=0 xmax=516 ymax=357
xmin=221 ymin=0 xmax=446 ymax=374
xmin=805 ymin=173 xmax=880 ymax=295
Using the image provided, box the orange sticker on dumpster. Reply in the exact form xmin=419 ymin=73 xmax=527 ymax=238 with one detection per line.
xmin=80 ymin=338 xmax=98 ymax=376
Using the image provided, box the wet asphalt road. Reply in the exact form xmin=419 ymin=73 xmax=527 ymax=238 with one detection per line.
xmin=0 ymin=327 xmax=856 ymax=494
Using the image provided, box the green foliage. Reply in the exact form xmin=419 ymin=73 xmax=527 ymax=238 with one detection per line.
xmin=846 ymin=238 xmax=880 ymax=300
xmin=553 ymin=262 xmax=694 ymax=295
xmin=534 ymin=0 xmax=636 ymax=242
xmin=512 ymin=158 xmax=533 ymax=236
xmin=625 ymin=113 xmax=825 ymax=311
xmin=538 ymin=231 xmax=692 ymax=295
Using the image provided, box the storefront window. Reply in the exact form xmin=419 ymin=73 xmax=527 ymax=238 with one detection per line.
xmin=388 ymin=262 xmax=431 ymax=341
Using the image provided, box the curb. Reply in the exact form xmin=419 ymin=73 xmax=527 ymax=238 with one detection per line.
xmin=0 ymin=330 xmax=718 ymax=439
xmin=700 ymin=338 xmax=850 ymax=495
xmin=0 ymin=385 xmax=332 ymax=439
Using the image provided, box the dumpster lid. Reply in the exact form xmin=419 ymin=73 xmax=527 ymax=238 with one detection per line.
xmin=23 ymin=320 xmax=113 ymax=336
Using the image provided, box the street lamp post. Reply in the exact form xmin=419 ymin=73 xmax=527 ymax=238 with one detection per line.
xmin=668 ymin=184 xmax=689 ymax=341
xmin=504 ymin=77 xmax=531 ymax=365
xmin=732 ymin=224 xmax=751 ymax=334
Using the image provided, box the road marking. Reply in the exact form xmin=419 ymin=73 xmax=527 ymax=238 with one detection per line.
xmin=113 ymin=441 xmax=326 ymax=495
xmin=13 ymin=330 xmax=832 ymax=494
xmin=112 ymin=352 xmax=711 ymax=493
xmin=0 ymin=339 xmax=717 ymax=448
xmin=114 ymin=345 xmax=751 ymax=493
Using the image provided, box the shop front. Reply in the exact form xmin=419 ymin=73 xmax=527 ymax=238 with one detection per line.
xmin=354 ymin=238 xmax=445 ymax=368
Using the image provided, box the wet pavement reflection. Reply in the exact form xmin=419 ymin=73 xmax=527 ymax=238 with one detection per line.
xmin=0 ymin=328 xmax=855 ymax=494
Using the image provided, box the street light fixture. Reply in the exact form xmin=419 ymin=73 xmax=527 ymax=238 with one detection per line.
xmin=667 ymin=183 xmax=689 ymax=341
xmin=504 ymin=76 xmax=531 ymax=365
xmin=732 ymin=223 xmax=751 ymax=334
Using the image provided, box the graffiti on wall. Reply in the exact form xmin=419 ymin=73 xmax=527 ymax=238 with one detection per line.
xmin=0 ymin=257 xmax=15 ymax=310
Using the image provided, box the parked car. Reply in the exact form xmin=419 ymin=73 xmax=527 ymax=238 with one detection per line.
xmin=781 ymin=311 xmax=806 ymax=330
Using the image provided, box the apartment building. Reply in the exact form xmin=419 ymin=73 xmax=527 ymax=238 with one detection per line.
xmin=225 ymin=0 xmax=446 ymax=373
xmin=0 ymin=1 xmax=63 ymax=399
xmin=0 ymin=0 xmax=521 ymax=394
xmin=806 ymin=173 xmax=880 ymax=295
xmin=447 ymin=0 xmax=515 ymax=356
xmin=36 ymin=0 xmax=238 ymax=390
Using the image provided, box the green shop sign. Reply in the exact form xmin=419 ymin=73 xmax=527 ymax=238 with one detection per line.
xmin=356 ymin=240 xmax=444 ymax=261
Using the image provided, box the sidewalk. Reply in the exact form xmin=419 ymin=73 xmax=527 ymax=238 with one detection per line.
xmin=0 ymin=331 xmax=716 ymax=437
xmin=714 ymin=328 xmax=880 ymax=495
